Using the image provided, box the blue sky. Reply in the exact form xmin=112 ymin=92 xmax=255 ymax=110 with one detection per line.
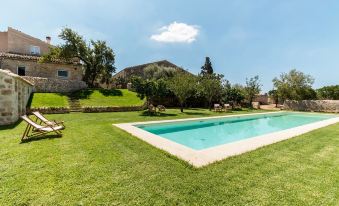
xmin=1 ymin=0 xmax=339 ymax=92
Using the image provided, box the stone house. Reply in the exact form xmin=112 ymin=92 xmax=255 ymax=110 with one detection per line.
xmin=0 ymin=69 xmax=33 ymax=125
xmin=0 ymin=27 xmax=86 ymax=92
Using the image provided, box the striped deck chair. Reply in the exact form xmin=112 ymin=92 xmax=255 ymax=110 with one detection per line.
xmin=32 ymin=111 xmax=65 ymax=129
xmin=20 ymin=115 xmax=63 ymax=141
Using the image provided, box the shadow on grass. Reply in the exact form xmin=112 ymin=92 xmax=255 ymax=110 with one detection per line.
xmin=139 ymin=111 xmax=178 ymax=117
xmin=182 ymin=111 xmax=209 ymax=115
xmin=69 ymin=89 xmax=94 ymax=99
xmin=70 ymin=89 xmax=123 ymax=99
xmin=20 ymin=134 xmax=62 ymax=143
xmin=0 ymin=119 xmax=23 ymax=130
xmin=99 ymin=89 xmax=123 ymax=96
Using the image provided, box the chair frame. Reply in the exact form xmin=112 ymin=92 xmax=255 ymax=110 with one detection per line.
xmin=32 ymin=111 xmax=65 ymax=129
xmin=21 ymin=115 xmax=63 ymax=141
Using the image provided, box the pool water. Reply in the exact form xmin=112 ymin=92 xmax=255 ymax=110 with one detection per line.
xmin=136 ymin=112 xmax=335 ymax=150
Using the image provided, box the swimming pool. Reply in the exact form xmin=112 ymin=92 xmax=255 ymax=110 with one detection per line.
xmin=137 ymin=112 xmax=335 ymax=150
xmin=114 ymin=112 xmax=339 ymax=167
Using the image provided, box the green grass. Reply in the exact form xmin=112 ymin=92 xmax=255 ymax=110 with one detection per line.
xmin=29 ymin=93 xmax=69 ymax=108
xmin=0 ymin=109 xmax=338 ymax=205
xmin=73 ymin=89 xmax=145 ymax=107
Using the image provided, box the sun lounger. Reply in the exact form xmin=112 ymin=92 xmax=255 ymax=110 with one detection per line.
xmin=32 ymin=111 xmax=65 ymax=129
xmin=224 ymin=104 xmax=232 ymax=111
xmin=157 ymin=105 xmax=166 ymax=112
xmin=214 ymin=104 xmax=222 ymax=112
xmin=21 ymin=115 xmax=63 ymax=141
xmin=148 ymin=104 xmax=157 ymax=113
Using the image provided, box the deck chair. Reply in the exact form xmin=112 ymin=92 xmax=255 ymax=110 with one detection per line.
xmin=157 ymin=105 xmax=166 ymax=112
xmin=224 ymin=103 xmax=232 ymax=111
xmin=214 ymin=104 xmax=222 ymax=112
xmin=32 ymin=111 xmax=65 ymax=129
xmin=21 ymin=115 xmax=63 ymax=141
xmin=148 ymin=104 xmax=157 ymax=113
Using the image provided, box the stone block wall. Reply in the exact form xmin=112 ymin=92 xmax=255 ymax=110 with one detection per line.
xmin=284 ymin=100 xmax=339 ymax=113
xmin=0 ymin=69 xmax=33 ymax=125
xmin=0 ymin=58 xmax=83 ymax=81
xmin=22 ymin=76 xmax=87 ymax=93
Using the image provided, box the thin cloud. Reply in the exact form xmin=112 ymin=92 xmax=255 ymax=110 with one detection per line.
xmin=150 ymin=22 xmax=199 ymax=43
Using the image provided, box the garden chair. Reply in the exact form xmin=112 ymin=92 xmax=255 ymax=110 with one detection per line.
xmin=20 ymin=115 xmax=63 ymax=141
xmin=148 ymin=104 xmax=157 ymax=113
xmin=32 ymin=111 xmax=65 ymax=129
xmin=157 ymin=105 xmax=166 ymax=112
xmin=224 ymin=104 xmax=232 ymax=111
xmin=214 ymin=104 xmax=222 ymax=112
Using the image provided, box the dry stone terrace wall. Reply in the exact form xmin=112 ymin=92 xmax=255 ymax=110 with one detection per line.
xmin=0 ymin=69 xmax=33 ymax=125
xmin=22 ymin=76 xmax=87 ymax=93
xmin=284 ymin=100 xmax=339 ymax=113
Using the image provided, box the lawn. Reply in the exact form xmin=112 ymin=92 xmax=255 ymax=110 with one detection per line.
xmin=29 ymin=93 xmax=69 ymax=108
xmin=73 ymin=89 xmax=145 ymax=107
xmin=0 ymin=109 xmax=338 ymax=205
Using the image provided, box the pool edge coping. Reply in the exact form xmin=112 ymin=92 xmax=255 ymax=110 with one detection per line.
xmin=113 ymin=111 xmax=339 ymax=167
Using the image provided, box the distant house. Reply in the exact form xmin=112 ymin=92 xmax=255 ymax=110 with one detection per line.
xmin=0 ymin=27 xmax=82 ymax=81
xmin=113 ymin=60 xmax=187 ymax=80
xmin=0 ymin=27 xmax=86 ymax=92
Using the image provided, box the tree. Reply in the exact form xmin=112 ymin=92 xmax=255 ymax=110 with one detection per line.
xmin=167 ymin=72 xmax=197 ymax=112
xmin=131 ymin=77 xmax=157 ymax=108
xmin=317 ymin=85 xmax=339 ymax=100
xmin=272 ymin=69 xmax=315 ymax=101
xmin=200 ymin=57 xmax=213 ymax=75
xmin=198 ymin=73 xmax=224 ymax=110
xmin=268 ymin=89 xmax=279 ymax=107
xmin=41 ymin=28 xmax=116 ymax=87
xmin=144 ymin=64 xmax=176 ymax=80
xmin=244 ymin=75 xmax=261 ymax=107
xmin=223 ymin=83 xmax=245 ymax=106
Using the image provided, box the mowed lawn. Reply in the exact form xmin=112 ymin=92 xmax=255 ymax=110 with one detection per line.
xmin=0 ymin=109 xmax=338 ymax=205
xmin=74 ymin=89 xmax=145 ymax=107
xmin=30 ymin=93 xmax=69 ymax=108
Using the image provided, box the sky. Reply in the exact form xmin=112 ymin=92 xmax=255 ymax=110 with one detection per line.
xmin=1 ymin=0 xmax=339 ymax=92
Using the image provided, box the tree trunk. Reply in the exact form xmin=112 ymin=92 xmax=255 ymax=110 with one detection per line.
xmin=180 ymin=102 xmax=184 ymax=112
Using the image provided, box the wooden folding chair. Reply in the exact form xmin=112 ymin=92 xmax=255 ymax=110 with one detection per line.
xmin=32 ymin=111 xmax=65 ymax=129
xmin=21 ymin=115 xmax=63 ymax=141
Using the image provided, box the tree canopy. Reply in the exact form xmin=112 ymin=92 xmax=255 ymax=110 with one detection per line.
xmin=272 ymin=69 xmax=315 ymax=101
xmin=41 ymin=28 xmax=116 ymax=87
xmin=244 ymin=75 xmax=261 ymax=106
xmin=223 ymin=83 xmax=245 ymax=106
xmin=317 ymin=85 xmax=339 ymax=100
xmin=200 ymin=57 xmax=214 ymax=75
xmin=167 ymin=72 xmax=197 ymax=112
xmin=198 ymin=73 xmax=224 ymax=110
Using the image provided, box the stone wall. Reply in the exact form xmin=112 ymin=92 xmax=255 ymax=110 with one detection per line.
xmin=0 ymin=58 xmax=83 ymax=81
xmin=22 ymin=76 xmax=87 ymax=93
xmin=284 ymin=100 xmax=339 ymax=113
xmin=0 ymin=70 xmax=33 ymax=125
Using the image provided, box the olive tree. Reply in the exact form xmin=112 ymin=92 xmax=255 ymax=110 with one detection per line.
xmin=167 ymin=72 xmax=197 ymax=112
xmin=244 ymin=75 xmax=261 ymax=107
xmin=272 ymin=69 xmax=315 ymax=101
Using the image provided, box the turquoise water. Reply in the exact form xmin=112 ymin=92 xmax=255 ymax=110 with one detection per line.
xmin=136 ymin=112 xmax=335 ymax=150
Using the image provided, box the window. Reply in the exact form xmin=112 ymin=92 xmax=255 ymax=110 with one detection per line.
xmin=30 ymin=45 xmax=40 ymax=55
xmin=17 ymin=66 xmax=26 ymax=76
xmin=57 ymin=70 xmax=69 ymax=78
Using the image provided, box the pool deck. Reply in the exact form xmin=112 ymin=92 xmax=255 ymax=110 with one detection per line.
xmin=113 ymin=111 xmax=339 ymax=167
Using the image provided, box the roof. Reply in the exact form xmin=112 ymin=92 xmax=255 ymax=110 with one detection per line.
xmin=0 ymin=52 xmax=81 ymax=65
xmin=114 ymin=60 xmax=187 ymax=78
